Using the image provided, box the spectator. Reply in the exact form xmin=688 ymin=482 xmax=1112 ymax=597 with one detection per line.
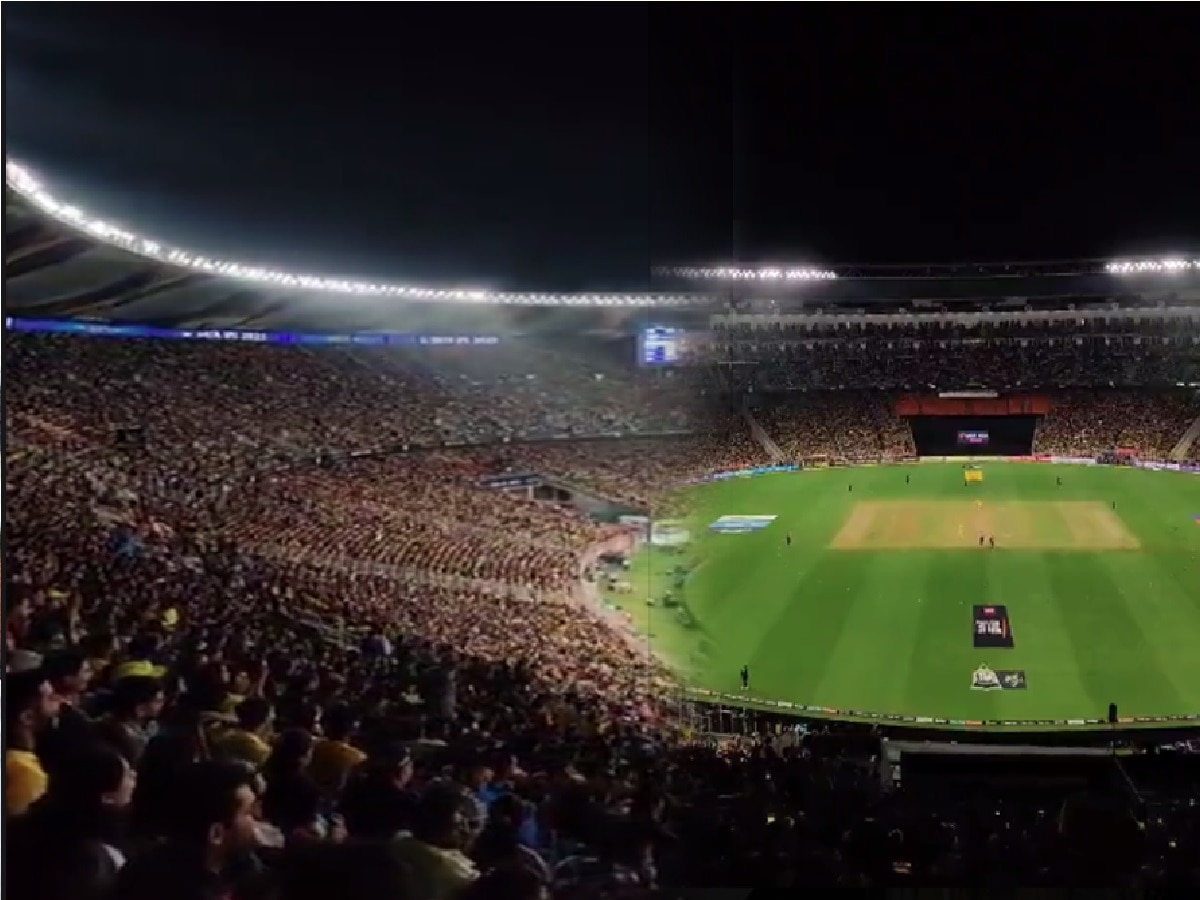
xmin=393 ymin=781 xmax=482 ymax=900
xmin=113 ymin=760 xmax=263 ymax=900
xmin=339 ymin=746 xmax=418 ymax=840
xmin=97 ymin=676 xmax=166 ymax=767
xmin=308 ymin=703 xmax=366 ymax=798
xmin=37 ymin=649 xmax=97 ymax=776
xmin=129 ymin=723 xmax=208 ymax=839
xmin=5 ymin=669 xmax=60 ymax=816
xmin=113 ymin=635 xmax=167 ymax=682
xmin=472 ymin=793 xmax=551 ymax=882
xmin=261 ymin=729 xmax=329 ymax=842
xmin=214 ymin=698 xmax=274 ymax=770
xmin=7 ymin=743 xmax=136 ymax=900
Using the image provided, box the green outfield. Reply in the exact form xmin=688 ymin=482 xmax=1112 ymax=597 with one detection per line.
xmin=609 ymin=464 xmax=1200 ymax=729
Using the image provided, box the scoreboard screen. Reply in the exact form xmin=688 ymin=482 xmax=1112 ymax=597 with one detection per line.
xmin=957 ymin=430 xmax=990 ymax=447
xmin=638 ymin=326 xmax=685 ymax=367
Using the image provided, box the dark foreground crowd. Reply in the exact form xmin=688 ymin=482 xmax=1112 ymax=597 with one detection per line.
xmin=8 ymin=619 xmax=1199 ymax=899
xmin=6 ymin=334 xmax=1200 ymax=898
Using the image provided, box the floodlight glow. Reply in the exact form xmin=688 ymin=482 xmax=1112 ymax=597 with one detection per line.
xmin=665 ymin=265 xmax=838 ymax=281
xmin=4 ymin=159 xmax=698 ymax=308
xmin=1105 ymin=258 xmax=1200 ymax=275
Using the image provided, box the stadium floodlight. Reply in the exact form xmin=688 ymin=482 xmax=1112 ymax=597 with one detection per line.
xmin=4 ymin=160 xmax=700 ymax=308
xmin=1105 ymin=258 xmax=1200 ymax=275
xmin=661 ymin=265 xmax=838 ymax=282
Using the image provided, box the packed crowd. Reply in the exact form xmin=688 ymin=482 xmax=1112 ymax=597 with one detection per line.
xmin=224 ymin=454 xmax=631 ymax=592
xmin=5 ymin=334 xmax=692 ymax=461
xmin=752 ymin=393 xmax=916 ymax=462
xmin=743 ymin=390 xmax=1200 ymax=464
xmin=6 ymin=331 xmax=1200 ymax=897
xmin=715 ymin=312 xmax=1200 ymax=341
xmin=1033 ymin=391 xmax=1200 ymax=460
xmin=348 ymin=342 xmax=693 ymax=444
xmin=5 ymin=332 xmax=702 ymax=898
xmin=485 ymin=427 xmax=767 ymax=511
xmin=713 ymin=321 xmax=1200 ymax=392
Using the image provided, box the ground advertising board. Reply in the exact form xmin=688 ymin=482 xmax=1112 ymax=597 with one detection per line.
xmin=680 ymin=686 xmax=1200 ymax=730
xmin=650 ymin=521 xmax=691 ymax=546
xmin=618 ymin=515 xmax=692 ymax=546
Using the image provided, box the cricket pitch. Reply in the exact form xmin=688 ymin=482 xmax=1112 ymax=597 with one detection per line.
xmin=830 ymin=500 xmax=1141 ymax=550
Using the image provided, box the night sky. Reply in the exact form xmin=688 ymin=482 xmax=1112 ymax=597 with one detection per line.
xmin=6 ymin=6 xmax=1199 ymax=290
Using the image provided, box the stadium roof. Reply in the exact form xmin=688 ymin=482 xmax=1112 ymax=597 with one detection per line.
xmin=6 ymin=159 xmax=1200 ymax=331
xmin=4 ymin=162 xmax=706 ymax=333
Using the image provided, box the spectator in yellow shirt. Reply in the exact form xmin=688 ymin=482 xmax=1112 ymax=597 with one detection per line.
xmin=5 ymin=670 xmax=61 ymax=816
xmin=308 ymin=704 xmax=366 ymax=797
xmin=213 ymin=698 xmax=274 ymax=769
xmin=393 ymin=781 xmax=481 ymax=899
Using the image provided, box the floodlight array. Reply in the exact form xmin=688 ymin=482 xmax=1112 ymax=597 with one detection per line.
xmin=11 ymin=160 xmax=1193 ymax=300
xmin=4 ymin=160 xmax=698 ymax=308
xmin=662 ymin=265 xmax=838 ymax=281
xmin=1105 ymin=259 xmax=1200 ymax=275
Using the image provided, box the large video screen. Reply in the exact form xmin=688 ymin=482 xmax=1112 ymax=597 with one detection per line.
xmin=957 ymin=430 xmax=990 ymax=447
xmin=638 ymin=326 xmax=685 ymax=366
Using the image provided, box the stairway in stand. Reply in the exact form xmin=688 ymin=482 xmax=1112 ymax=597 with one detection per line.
xmin=743 ymin=408 xmax=786 ymax=463
xmin=1168 ymin=411 xmax=1200 ymax=461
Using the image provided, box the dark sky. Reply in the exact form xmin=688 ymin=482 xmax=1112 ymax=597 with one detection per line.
xmin=6 ymin=6 xmax=1199 ymax=290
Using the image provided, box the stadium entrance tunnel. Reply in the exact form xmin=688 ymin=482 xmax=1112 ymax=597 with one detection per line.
xmin=908 ymin=415 xmax=1038 ymax=457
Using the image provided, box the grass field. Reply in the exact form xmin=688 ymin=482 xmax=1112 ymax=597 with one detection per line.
xmin=609 ymin=463 xmax=1200 ymax=729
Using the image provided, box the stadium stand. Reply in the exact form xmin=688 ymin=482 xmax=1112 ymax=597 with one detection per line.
xmin=717 ymin=309 xmax=1200 ymax=466
xmin=714 ymin=312 xmax=1200 ymax=392
xmin=753 ymin=392 xmax=917 ymax=463
xmin=1033 ymin=390 xmax=1200 ymax=461
xmin=9 ymin=322 xmax=1200 ymax=894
